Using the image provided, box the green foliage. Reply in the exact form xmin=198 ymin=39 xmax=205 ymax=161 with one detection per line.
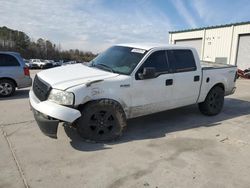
xmin=0 ymin=26 xmax=97 ymax=62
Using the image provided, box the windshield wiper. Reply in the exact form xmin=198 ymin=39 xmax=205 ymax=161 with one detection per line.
xmin=94 ymin=63 xmax=114 ymax=73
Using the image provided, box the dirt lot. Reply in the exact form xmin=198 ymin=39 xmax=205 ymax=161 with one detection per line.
xmin=1 ymin=70 xmax=250 ymax=188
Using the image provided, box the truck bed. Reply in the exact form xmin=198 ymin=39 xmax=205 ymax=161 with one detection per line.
xmin=197 ymin=61 xmax=237 ymax=103
xmin=201 ymin=61 xmax=237 ymax=70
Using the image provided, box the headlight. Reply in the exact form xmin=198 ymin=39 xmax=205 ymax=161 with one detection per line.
xmin=48 ymin=89 xmax=74 ymax=106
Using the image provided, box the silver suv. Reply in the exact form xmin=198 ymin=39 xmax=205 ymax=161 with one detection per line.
xmin=0 ymin=52 xmax=32 ymax=97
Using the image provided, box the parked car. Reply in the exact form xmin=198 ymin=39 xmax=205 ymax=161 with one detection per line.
xmin=23 ymin=59 xmax=30 ymax=68
xmin=63 ymin=61 xmax=77 ymax=65
xmin=29 ymin=59 xmax=42 ymax=69
xmin=46 ymin=60 xmax=61 ymax=67
xmin=30 ymin=59 xmax=53 ymax=69
xmin=0 ymin=52 xmax=32 ymax=97
xmin=29 ymin=44 xmax=237 ymax=141
xmin=237 ymin=68 xmax=250 ymax=79
xmin=24 ymin=59 xmax=40 ymax=69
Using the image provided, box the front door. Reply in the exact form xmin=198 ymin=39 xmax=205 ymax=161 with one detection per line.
xmin=130 ymin=50 xmax=174 ymax=118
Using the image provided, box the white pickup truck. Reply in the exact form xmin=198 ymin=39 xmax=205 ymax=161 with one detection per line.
xmin=29 ymin=43 xmax=237 ymax=141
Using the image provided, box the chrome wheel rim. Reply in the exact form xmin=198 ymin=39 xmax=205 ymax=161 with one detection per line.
xmin=0 ymin=83 xmax=13 ymax=96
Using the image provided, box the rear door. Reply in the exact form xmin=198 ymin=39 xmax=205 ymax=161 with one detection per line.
xmin=130 ymin=50 xmax=174 ymax=117
xmin=167 ymin=49 xmax=201 ymax=108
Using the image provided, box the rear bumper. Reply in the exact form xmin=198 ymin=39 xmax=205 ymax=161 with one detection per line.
xmin=231 ymin=87 xmax=236 ymax=94
xmin=29 ymin=90 xmax=81 ymax=138
xmin=17 ymin=77 xmax=32 ymax=89
xmin=225 ymin=87 xmax=236 ymax=96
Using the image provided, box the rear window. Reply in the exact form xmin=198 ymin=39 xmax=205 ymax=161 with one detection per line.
xmin=0 ymin=54 xmax=20 ymax=67
xmin=167 ymin=50 xmax=196 ymax=72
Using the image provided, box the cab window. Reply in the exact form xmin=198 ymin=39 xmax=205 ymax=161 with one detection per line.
xmin=167 ymin=50 xmax=196 ymax=72
xmin=136 ymin=50 xmax=169 ymax=79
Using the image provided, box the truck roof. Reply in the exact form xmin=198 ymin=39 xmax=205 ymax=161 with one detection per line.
xmin=116 ymin=43 xmax=184 ymax=50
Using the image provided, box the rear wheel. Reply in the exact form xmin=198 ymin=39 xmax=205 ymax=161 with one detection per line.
xmin=0 ymin=79 xmax=16 ymax=97
xmin=76 ymin=100 xmax=127 ymax=142
xmin=199 ymin=86 xmax=224 ymax=116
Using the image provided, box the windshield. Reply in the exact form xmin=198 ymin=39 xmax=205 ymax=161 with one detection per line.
xmin=90 ymin=46 xmax=147 ymax=75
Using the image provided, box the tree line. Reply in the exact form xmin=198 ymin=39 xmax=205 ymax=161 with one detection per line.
xmin=0 ymin=26 xmax=96 ymax=62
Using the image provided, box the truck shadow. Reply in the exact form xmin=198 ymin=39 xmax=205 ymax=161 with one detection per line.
xmin=0 ymin=89 xmax=30 ymax=100
xmin=64 ymin=97 xmax=250 ymax=152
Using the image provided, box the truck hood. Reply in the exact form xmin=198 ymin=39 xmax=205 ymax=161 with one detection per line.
xmin=37 ymin=64 xmax=118 ymax=90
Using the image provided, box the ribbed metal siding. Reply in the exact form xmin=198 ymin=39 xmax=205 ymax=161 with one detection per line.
xmin=230 ymin=24 xmax=250 ymax=65
xmin=175 ymin=39 xmax=202 ymax=58
xmin=169 ymin=23 xmax=250 ymax=66
xmin=203 ymin=27 xmax=232 ymax=63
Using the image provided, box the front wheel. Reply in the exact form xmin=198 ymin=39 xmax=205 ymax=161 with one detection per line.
xmin=76 ymin=100 xmax=127 ymax=142
xmin=199 ymin=86 xmax=224 ymax=116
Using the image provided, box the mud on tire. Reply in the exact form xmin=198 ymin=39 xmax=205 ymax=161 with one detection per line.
xmin=76 ymin=99 xmax=127 ymax=142
xmin=199 ymin=86 xmax=225 ymax=116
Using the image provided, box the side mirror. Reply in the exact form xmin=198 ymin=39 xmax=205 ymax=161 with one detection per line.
xmin=138 ymin=67 xmax=156 ymax=80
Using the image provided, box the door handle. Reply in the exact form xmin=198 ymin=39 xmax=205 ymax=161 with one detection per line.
xmin=166 ymin=79 xmax=173 ymax=86
xmin=194 ymin=75 xmax=200 ymax=82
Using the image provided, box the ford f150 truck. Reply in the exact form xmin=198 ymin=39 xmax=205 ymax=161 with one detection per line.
xmin=29 ymin=44 xmax=237 ymax=141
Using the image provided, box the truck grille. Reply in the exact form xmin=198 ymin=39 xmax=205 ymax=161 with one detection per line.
xmin=33 ymin=75 xmax=51 ymax=101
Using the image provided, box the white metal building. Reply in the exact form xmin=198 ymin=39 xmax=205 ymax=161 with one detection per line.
xmin=169 ymin=22 xmax=250 ymax=70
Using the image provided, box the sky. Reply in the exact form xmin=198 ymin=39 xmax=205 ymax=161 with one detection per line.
xmin=0 ymin=0 xmax=250 ymax=53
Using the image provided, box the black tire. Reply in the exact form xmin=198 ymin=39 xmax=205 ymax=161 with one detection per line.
xmin=0 ymin=79 xmax=16 ymax=97
xmin=76 ymin=99 xmax=127 ymax=142
xmin=199 ymin=86 xmax=224 ymax=116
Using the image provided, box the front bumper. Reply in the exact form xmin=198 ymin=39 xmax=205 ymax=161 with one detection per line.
xmin=32 ymin=108 xmax=59 ymax=138
xmin=29 ymin=90 xmax=81 ymax=138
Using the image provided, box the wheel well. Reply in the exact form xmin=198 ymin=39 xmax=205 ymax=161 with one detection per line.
xmin=212 ymin=83 xmax=225 ymax=91
xmin=78 ymin=99 xmax=127 ymax=118
xmin=0 ymin=77 xmax=17 ymax=87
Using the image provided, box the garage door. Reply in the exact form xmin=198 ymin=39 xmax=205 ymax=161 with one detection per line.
xmin=236 ymin=35 xmax=250 ymax=70
xmin=175 ymin=38 xmax=202 ymax=58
